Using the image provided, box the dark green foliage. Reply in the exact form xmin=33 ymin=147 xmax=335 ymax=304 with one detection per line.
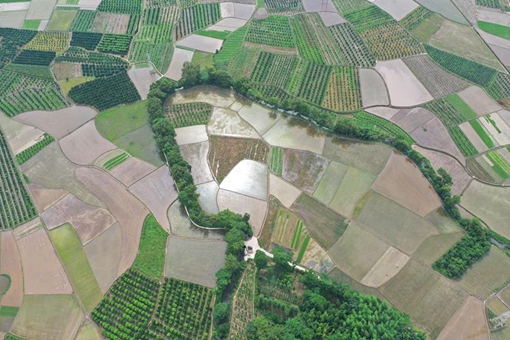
xmin=344 ymin=5 xmax=393 ymax=31
xmin=354 ymin=111 xmax=414 ymax=144
xmin=245 ymin=16 xmax=295 ymax=48
xmin=56 ymin=47 xmax=129 ymax=77
xmin=254 ymin=250 xmax=269 ymax=270
xmin=400 ymin=6 xmax=434 ymax=30
xmin=329 ymin=23 xmax=375 ymax=68
xmin=179 ymin=61 xmax=201 ymax=88
xmin=68 ymin=71 xmax=141 ymax=111
xmin=12 ymin=50 xmax=56 ymax=66
xmin=16 ymin=133 xmax=54 ymax=164
xmin=70 ymin=32 xmax=103 ymax=51
xmin=0 ymin=28 xmax=37 ymax=70
xmin=265 ymin=0 xmax=303 ymax=13
xmin=175 ymin=4 xmax=221 ymax=40
xmin=132 ymin=214 xmax=168 ymax=279
xmin=433 ymin=219 xmax=491 ymax=279
xmin=97 ymin=34 xmax=133 ymax=56
xmin=487 ymin=72 xmax=510 ymax=100
xmin=424 ymin=44 xmax=498 ymax=87
xmin=5 ymin=334 xmax=28 ymax=340
xmin=97 ymin=0 xmax=143 ymax=14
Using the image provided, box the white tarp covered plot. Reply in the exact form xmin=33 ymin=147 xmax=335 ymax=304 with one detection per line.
xmin=0 ymin=2 xmax=30 ymax=11
xmin=165 ymin=48 xmax=194 ymax=81
xmin=177 ymin=35 xmax=223 ymax=54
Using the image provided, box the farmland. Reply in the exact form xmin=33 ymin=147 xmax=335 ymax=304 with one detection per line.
xmin=165 ymin=102 xmax=213 ymax=127
xmin=229 ymin=261 xmax=257 ymax=338
xmin=175 ymin=4 xmax=221 ymax=40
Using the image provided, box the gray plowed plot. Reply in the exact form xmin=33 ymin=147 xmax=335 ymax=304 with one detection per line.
xmin=75 ymin=167 xmax=149 ymax=276
xmin=110 ymin=157 xmax=156 ymax=187
xmin=52 ymin=62 xmax=82 ymax=80
xmin=128 ymin=65 xmax=156 ymax=100
xmin=17 ymin=228 xmax=73 ymax=294
xmin=13 ymin=106 xmax=97 ymax=140
xmin=165 ymin=236 xmax=227 ymax=288
xmin=329 ymin=166 xmax=375 ymax=218
xmin=393 ymin=107 xmax=434 ymax=131
xmin=359 ymin=68 xmax=389 ymax=107
xmin=414 ymin=231 xmax=464 ymax=265
xmin=372 ymin=152 xmax=441 ymax=217
xmin=313 ymin=161 xmax=348 ymax=205
xmin=21 ymin=143 xmax=103 ymax=208
xmin=180 ymin=141 xmax=214 ymax=185
xmin=403 ymin=55 xmax=469 ymax=99
xmin=0 ymin=113 xmax=45 ymax=155
xmin=374 ymin=0 xmax=418 ymax=21
xmin=356 ymin=192 xmax=438 ymax=254
xmin=217 ymin=189 xmax=267 ymax=236
xmin=291 ymin=193 xmax=347 ymax=250
xmin=167 ymin=200 xmax=224 ymax=239
xmin=27 ymin=183 xmax=68 ymax=212
xmin=129 ymin=166 xmax=178 ymax=233
xmin=380 ymin=259 xmax=468 ymax=339
xmin=282 ymin=149 xmax=329 ymax=195
xmin=414 ymin=146 xmax=471 ymax=195
xmin=437 ymin=296 xmax=488 ymax=340
xmin=458 ymin=86 xmax=501 ymax=117
xmin=90 ymin=12 xmax=130 ymax=34
xmin=322 ymin=137 xmax=392 ymax=175
xmin=329 ymin=267 xmax=387 ymax=302
xmin=175 ymin=125 xmax=208 ymax=146
xmin=59 ymin=121 xmax=116 ymax=165
xmin=0 ymin=231 xmax=23 ymax=307
xmin=41 ymin=194 xmax=116 ymax=245
xmin=84 ymin=223 xmax=121 ymax=294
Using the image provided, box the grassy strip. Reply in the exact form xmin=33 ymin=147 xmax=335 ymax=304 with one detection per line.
xmin=448 ymin=126 xmax=478 ymax=157
xmin=132 ymin=214 xmax=168 ymax=279
xmin=290 ymin=220 xmax=302 ymax=249
xmin=486 ymin=151 xmax=510 ymax=179
xmin=195 ymin=29 xmax=230 ymax=40
xmin=0 ymin=306 xmax=18 ymax=317
xmin=445 ymin=94 xmax=477 ymax=120
xmin=354 ymin=111 xmax=414 ymax=145
xmin=270 ymin=147 xmax=283 ymax=175
xmin=296 ymin=235 xmax=311 ymax=263
xmin=103 ymin=152 xmax=130 ymax=171
xmin=478 ymin=21 xmax=510 ymax=40
xmin=470 ymin=120 xmax=495 ymax=148
xmin=16 ymin=133 xmax=55 ymax=165
xmin=485 ymin=114 xmax=501 ymax=133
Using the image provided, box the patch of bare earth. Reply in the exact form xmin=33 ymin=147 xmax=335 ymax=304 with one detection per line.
xmin=0 ymin=231 xmax=23 ymax=306
xmin=437 ymin=296 xmax=489 ymax=340
xmin=282 ymin=149 xmax=329 ymax=195
xmin=110 ymin=157 xmax=157 ymax=187
xmin=27 ymin=183 xmax=68 ymax=212
xmin=75 ymin=167 xmax=149 ymax=276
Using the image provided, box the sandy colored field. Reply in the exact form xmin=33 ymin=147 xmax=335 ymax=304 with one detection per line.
xmin=27 ymin=183 xmax=68 ymax=212
xmin=414 ymin=231 xmax=465 ymax=265
xmin=0 ymin=113 xmax=45 ymax=155
xmin=487 ymin=296 xmax=508 ymax=316
xmin=0 ymin=232 xmax=23 ymax=307
xmin=282 ymin=149 xmax=329 ymax=195
xmin=263 ymin=117 xmax=326 ymax=154
xmin=165 ymin=48 xmax=194 ymax=81
xmin=329 ymin=166 xmax=376 ymax=218
xmin=59 ymin=121 xmax=116 ymax=165
xmin=76 ymin=167 xmax=149 ymax=275
xmin=322 ymin=138 xmax=392 ymax=175
xmin=165 ymin=236 xmax=227 ymax=288
xmin=168 ymin=200 xmax=224 ymax=239
xmin=312 ymin=161 xmax=347 ymax=205
xmin=357 ymin=192 xmax=438 ymax=254
xmin=269 ymin=174 xmax=301 ymax=209
xmin=175 ymin=125 xmax=208 ymax=145
xmin=129 ymin=166 xmax=177 ymax=233
xmin=217 ymin=189 xmax=267 ymax=236
xmin=380 ymin=260 xmax=468 ymax=339
xmin=220 ymin=160 xmax=268 ymax=200
xmin=94 ymin=149 xmax=124 ymax=167
xmin=391 ymin=107 xmax=435 ymax=132
xmin=13 ymin=218 xmax=42 ymax=240
xmin=14 ymin=106 xmax=97 ymax=139
xmin=461 ymin=181 xmax=510 ymax=239
xmin=359 ymin=68 xmax=389 ymax=107
xmin=373 ymin=152 xmax=441 ymax=217
xmin=375 ymin=59 xmax=433 ymax=107
xmin=458 ymin=86 xmax=502 ymax=116
xmin=410 ymin=117 xmax=465 ymax=164
xmin=21 ymin=144 xmax=103 ymax=207
xmin=75 ymin=320 xmax=102 ymax=340
xmin=238 ymin=103 xmax=280 ymax=135
xmin=299 ymin=237 xmax=334 ymax=274
xmin=459 ymin=122 xmax=489 ymax=153
xmin=52 ymin=62 xmax=82 ymax=80
xmin=197 ymin=181 xmax=219 ymax=214
xmin=110 ymin=157 xmax=156 ymax=187
xmin=459 ymin=247 xmax=510 ymax=299
xmin=26 ymin=0 xmax=57 ymax=20
xmin=0 ymin=11 xmax=25 ymax=29
xmin=291 ymin=194 xmax=347 ymax=250
xmin=168 ymin=86 xmax=237 ymax=109
xmin=91 ymin=12 xmax=129 ymax=34
xmin=328 ymin=267 xmax=388 ymax=302
xmin=84 ymin=223 xmax=121 ymax=294
xmin=374 ymin=0 xmax=418 ymax=20
xmin=181 ymin=141 xmax=214 ymax=185
xmin=41 ymin=194 xmax=115 ymax=245
xmin=328 ymin=222 xmax=390 ymax=282
xmin=17 ymin=228 xmax=72 ymax=294
xmin=208 ymin=107 xmax=260 ymax=139
xmin=12 ymin=294 xmax=84 ymax=340
xmin=366 ymin=106 xmax=399 ymax=120
xmin=360 ymin=247 xmax=409 ymax=288
xmin=436 ymin=296 xmax=489 ymax=340
xmin=430 ymin=19 xmax=505 ymax=71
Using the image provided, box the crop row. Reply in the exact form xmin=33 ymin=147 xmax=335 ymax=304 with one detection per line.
xmin=423 ymin=96 xmax=475 ymax=127
xmin=154 ymin=278 xmax=212 ymax=339
xmin=164 ymin=102 xmax=213 ymax=128
xmin=130 ymin=42 xmax=174 ymax=73
xmin=270 ymin=146 xmax=283 ymax=175
xmin=97 ymin=34 xmax=133 ymax=56
xmin=246 ymin=15 xmax=295 ymax=49
xmin=226 ymin=45 xmax=259 ymax=79
xmin=142 ymin=6 xmax=180 ymax=25
xmin=252 ymin=84 xmax=293 ymax=102
xmin=140 ymin=320 xmax=194 ymax=340
xmin=424 ymin=44 xmax=498 ymax=88
xmin=68 ymin=71 xmax=141 ymax=111
xmin=399 ymin=6 xmax=433 ymax=31
xmin=476 ymin=0 xmax=505 ymax=8
xmin=448 ymin=126 xmax=478 ymax=157
xmin=0 ymin=130 xmax=37 ymax=230
xmin=291 ymin=14 xmax=323 ymax=64
xmin=354 ymin=111 xmax=415 ymax=145
xmin=12 ymin=50 xmax=56 ymax=66
xmin=104 ymin=152 xmax=130 ymax=171
xmin=175 ymin=4 xmax=220 ymax=41
xmin=70 ymin=32 xmax=103 ymax=51
xmin=215 ymin=26 xmax=248 ymax=65
xmin=469 ymin=120 xmax=494 ymax=148
xmin=486 ymin=151 xmax=510 ymax=179
xmin=4 ymin=64 xmax=54 ymax=80
xmin=146 ymin=0 xmax=177 ymax=8
xmin=56 ymin=47 xmax=129 ymax=77
xmin=251 ymin=52 xmax=296 ymax=88
xmin=322 ymin=67 xmax=361 ymax=112
xmin=177 ymin=0 xmax=198 ymax=8
xmin=229 ymin=262 xmax=257 ymax=339
xmin=16 ymin=133 xmax=55 ymax=165
xmin=290 ymin=60 xmax=331 ymax=105
xmin=330 ymin=0 xmax=370 ymax=15
xmin=344 ymin=5 xmax=393 ymax=32
xmin=25 ymin=32 xmax=70 ymax=53
xmin=258 ymin=277 xmax=302 ymax=305
xmin=329 ymin=23 xmax=375 ymax=68
xmin=97 ymin=0 xmax=143 ymax=15
xmin=487 ymin=72 xmax=510 ymax=100
xmin=266 ymin=0 xmax=304 ymax=14
xmin=0 ymin=28 xmax=37 ymax=70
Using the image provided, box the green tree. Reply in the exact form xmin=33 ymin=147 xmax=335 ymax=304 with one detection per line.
xmin=254 ymin=250 xmax=269 ymax=269
xmin=180 ymin=62 xmax=201 ymax=88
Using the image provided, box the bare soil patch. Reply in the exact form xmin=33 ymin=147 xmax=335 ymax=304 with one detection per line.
xmin=27 ymin=183 xmax=68 ymax=212
xmin=208 ymin=107 xmax=260 ymax=139
xmin=436 ymin=296 xmax=489 ymax=340
xmin=209 ymin=135 xmax=269 ymax=183
xmin=180 ymin=141 xmax=214 ymax=185
xmin=282 ymin=149 xmax=329 ymax=195
xmin=414 ymin=231 xmax=465 ymax=265
xmin=91 ymin=12 xmax=130 ymax=34
xmin=59 ymin=121 xmax=116 ymax=165
xmin=372 ymin=151 xmax=441 ymax=217
xmin=76 ymin=167 xmax=149 ymax=275
xmin=52 ymin=62 xmax=82 ymax=81
xmin=110 ymin=157 xmax=156 ymax=187
xmin=129 ymin=166 xmax=178 ymax=233
xmin=299 ymin=238 xmax=334 ymax=274
xmin=175 ymin=125 xmax=208 ymax=145
xmin=41 ymin=194 xmax=116 ymax=245
xmin=458 ymin=86 xmax=501 ymax=116
xmin=17 ymin=228 xmax=72 ymax=294
xmin=269 ymin=174 xmax=301 ymax=209
xmin=360 ymin=247 xmax=410 ymax=288
xmin=359 ymin=68 xmax=389 ymax=107
xmin=0 ymin=113 xmax=45 ymax=155
xmin=0 ymin=231 xmax=23 ymax=307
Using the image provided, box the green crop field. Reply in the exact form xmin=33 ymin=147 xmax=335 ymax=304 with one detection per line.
xmin=103 ymin=152 xmax=130 ymax=170
xmin=270 ymin=146 xmax=283 ymax=175
xmin=448 ymin=126 xmax=479 ymax=157
xmin=16 ymin=133 xmax=55 ymax=165
xmin=175 ymin=4 xmax=221 ymax=40
xmin=486 ymin=151 xmax=510 ymax=179
xmin=423 ymin=95 xmax=477 ymax=127
xmin=132 ymin=214 xmax=168 ymax=279
xmin=164 ymin=102 xmax=213 ymax=128
xmin=470 ymin=120 xmax=495 ymax=149
xmin=246 ymin=15 xmax=295 ymax=49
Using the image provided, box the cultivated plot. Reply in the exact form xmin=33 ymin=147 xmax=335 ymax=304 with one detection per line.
xmin=110 ymin=157 xmax=157 ymax=187
xmin=217 ymin=189 xmax=267 ymax=236
xmin=329 ymin=166 xmax=375 ymax=218
xmin=359 ymin=68 xmax=389 ymax=107
xmin=282 ymin=149 xmax=329 ymax=195
xmin=436 ymin=296 xmax=489 ymax=340
xmin=207 ymin=107 xmax=260 ymax=139
xmin=181 ymin=141 xmax=214 ymax=185
xmin=220 ymin=160 xmax=268 ymax=200
xmin=269 ymin=174 xmax=301 ymax=209
xmin=0 ymin=232 xmax=23 ymax=307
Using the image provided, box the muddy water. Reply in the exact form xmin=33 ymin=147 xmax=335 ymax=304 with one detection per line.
xmin=167 ymin=200 xmax=224 ymax=239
